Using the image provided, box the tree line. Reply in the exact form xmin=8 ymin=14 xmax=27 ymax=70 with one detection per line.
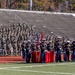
xmin=0 ymin=0 xmax=75 ymax=12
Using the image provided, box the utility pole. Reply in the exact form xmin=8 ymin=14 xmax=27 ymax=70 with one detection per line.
xmin=6 ymin=0 xmax=8 ymax=8
xmin=30 ymin=0 xmax=32 ymax=10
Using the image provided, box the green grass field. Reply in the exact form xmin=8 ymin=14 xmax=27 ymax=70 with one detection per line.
xmin=0 ymin=62 xmax=75 ymax=75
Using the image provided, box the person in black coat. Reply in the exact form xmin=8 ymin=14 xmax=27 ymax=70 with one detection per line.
xmin=25 ymin=40 xmax=31 ymax=63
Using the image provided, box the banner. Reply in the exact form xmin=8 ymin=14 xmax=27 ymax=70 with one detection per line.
xmin=32 ymin=51 xmax=42 ymax=63
xmin=45 ymin=51 xmax=54 ymax=63
xmin=50 ymin=51 xmax=54 ymax=62
xmin=45 ymin=51 xmax=50 ymax=63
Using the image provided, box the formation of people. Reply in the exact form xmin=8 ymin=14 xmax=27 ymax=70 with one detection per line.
xmin=0 ymin=22 xmax=75 ymax=63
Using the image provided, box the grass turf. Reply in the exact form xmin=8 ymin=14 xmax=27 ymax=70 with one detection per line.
xmin=0 ymin=62 xmax=75 ymax=75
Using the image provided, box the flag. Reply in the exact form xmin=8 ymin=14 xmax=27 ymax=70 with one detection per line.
xmin=36 ymin=32 xmax=40 ymax=48
xmin=41 ymin=32 xmax=44 ymax=41
xmin=36 ymin=32 xmax=39 ymax=42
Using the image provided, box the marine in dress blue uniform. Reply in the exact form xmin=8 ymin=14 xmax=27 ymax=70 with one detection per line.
xmin=55 ymin=41 xmax=62 ymax=62
xmin=64 ymin=41 xmax=70 ymax=61
xmin=40 ymin=39 xmax=47 ymax=63
xmin=25 ymin=40 xmax=31 ymax=63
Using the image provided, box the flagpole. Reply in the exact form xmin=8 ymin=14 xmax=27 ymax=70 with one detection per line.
xmin=30 ymin=0 xmax=32 ymax=11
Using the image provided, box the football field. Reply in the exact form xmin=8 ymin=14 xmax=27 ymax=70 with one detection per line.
xmin=0 ymin=62 xmax=75 ymax=75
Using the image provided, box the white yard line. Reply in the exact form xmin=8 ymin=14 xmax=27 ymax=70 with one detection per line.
xmin=0 ymin=68 xmax=75 ymax=75
xmin=72 ymin=14 xmax=75 ymax=17
xmin=0 ymin=62 xmax=75 ymax=69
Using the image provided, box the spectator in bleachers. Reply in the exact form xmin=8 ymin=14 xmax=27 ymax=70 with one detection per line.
xmin=17 ymin=40 xmax=22 ymax=56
